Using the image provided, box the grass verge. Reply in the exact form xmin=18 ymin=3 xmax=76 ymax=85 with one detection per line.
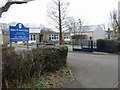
xmin=19 ymin=66 xmax=73 ymax=88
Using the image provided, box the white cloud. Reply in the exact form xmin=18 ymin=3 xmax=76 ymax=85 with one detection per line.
xmin=0 ymin=0 xmax=7 ymax=7
xmin=0 ymin=0 xmax=120 ymax=27
xmin=69 ymin=0 xmax=119 ymax=25
xmin=0 ymin=0 xmax=49 ymax=25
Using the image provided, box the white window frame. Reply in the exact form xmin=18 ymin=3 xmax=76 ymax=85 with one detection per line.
xmin=64 ymin=34 xmax=70 ymax=39
xmin=49 ymin=34 xmax=58 ymax=40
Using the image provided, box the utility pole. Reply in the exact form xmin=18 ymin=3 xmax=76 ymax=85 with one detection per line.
xmin=78 ymin=19 xmax=82 ymax=49
xmin=108 ymin=28 xmax=110 ymax=39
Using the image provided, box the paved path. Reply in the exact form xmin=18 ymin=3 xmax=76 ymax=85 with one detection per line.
xmin=14 ymin=45 xmax=33 ymax=51
xmin=67 ymin=52 xmax=118 ymax=88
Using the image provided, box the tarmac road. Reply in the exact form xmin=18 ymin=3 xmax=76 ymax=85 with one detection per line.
xmin=67 ymin=52 xmax=118 ymax=88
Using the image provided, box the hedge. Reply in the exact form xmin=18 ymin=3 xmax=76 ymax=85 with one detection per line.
xmin=2 ymin=45 xmax=68 ymax=88
xmin=97 ymin=39 xmax=120 ymax=53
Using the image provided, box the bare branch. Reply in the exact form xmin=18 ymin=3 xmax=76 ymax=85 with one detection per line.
xmin=108 ymin=9 xmax=120 ymax=39
xmin=47 ymin=0 xmax=70 ymax=44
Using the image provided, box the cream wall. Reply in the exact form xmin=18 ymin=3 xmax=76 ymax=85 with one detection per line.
xmin=93 ymin=26 xmax=105 ymax=40
xmin=73 ymin=26 xmax=105 ymax=40
xmin=3 ymin=35 xmax=9 ymax=44
xmin=82 ymin=32 xmax=93 ymax=40
xmin=0 ymin=29 xmax=2 ymax=45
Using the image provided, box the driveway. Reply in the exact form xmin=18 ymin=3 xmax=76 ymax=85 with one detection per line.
xmin=67 ymin=52 xmax=118 ymax=88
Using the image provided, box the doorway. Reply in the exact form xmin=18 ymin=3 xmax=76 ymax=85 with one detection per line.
xmin=39 ymin=35 xmax=43 ymax=42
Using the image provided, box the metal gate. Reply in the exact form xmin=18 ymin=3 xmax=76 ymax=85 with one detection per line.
xmin=72 ymin=40 xmax=97 ymax=52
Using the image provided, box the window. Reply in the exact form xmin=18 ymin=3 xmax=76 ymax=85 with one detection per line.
xmin=33 ymin=35 xmax=36 ymax=40
xmin=31 ymin=35 xmax=32 ymax=40
xmin=64 ymin=34 xmax=70 ymax=39
xmin=31 ymin=35 xmax=36 ymax=41
xmin=49 ymin=34 xmax=58 ymax=40
xmin=49 ymin=35 xmax=51 ymax=40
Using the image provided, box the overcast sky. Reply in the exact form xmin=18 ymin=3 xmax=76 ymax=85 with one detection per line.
xmin=0 ymin=0 xmax=120 ymax=28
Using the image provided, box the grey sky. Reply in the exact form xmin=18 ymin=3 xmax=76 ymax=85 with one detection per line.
xmin=0 ymin=0 xmax=119 ymax=28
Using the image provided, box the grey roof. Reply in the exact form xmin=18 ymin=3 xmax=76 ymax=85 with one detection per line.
xmin=75 ymin=25 xmax=99 ymax=32
xmin=41 ymin=28 xmax=57 ymax=34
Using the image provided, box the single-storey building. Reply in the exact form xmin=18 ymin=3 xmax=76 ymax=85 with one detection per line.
xmin=71 ymin=25 xmax=106 ymax=40
xmin=0 ymin=23 xmax=106 ymax=45
xmin=26 ymin=27 xmax=71 ymax=44
xmin=0 ymin=29 xmax=2 ymax=45
xmin=40 ymin=29 xmax=71 ymax=43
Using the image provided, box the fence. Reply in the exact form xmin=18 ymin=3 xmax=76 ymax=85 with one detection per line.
xmin=72 ymin=39 xmax=120 ymax=53
xmin=72 ymin=40 xmax=97 ymax=52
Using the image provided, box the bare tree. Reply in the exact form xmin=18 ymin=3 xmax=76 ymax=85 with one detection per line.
xmin=109 ymin=10 xmax=120 ymax=39
xmin=64 ymin=17 xmax=76 ymax=32
xmin=47 ymin=0 xmax=69 ymax=45
xmin=100 ymin=24 xmax=106 ymax=30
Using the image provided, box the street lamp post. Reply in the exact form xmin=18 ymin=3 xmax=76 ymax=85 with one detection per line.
xmin=78 ymin=19 xmax=82 ymax=49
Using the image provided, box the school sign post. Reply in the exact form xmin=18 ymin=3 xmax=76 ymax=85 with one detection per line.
xmin=9 ymin=23 xmax=29 ymax=51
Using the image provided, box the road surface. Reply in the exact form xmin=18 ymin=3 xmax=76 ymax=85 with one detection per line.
xmin=67 ymin=52 xmax=118 ymax=88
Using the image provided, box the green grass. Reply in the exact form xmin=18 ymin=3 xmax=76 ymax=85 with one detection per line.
xmin=19 ymin=84 xmax=31 ymax=88
xmin=33 ymin=76 xmax=55 ymax=88
xmin=118 ymin=52 xmax=120 ymax=55
xmin=59 ymin=67 xmax=70 ymax=74
xmin=19 ymin=67 xmax=73 ymax=88
xmin=33 ymin=80 xmax=47 ymax=88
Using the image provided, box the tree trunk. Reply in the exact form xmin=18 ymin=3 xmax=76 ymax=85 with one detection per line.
xmin=58 ymin=0 xmax=63 ymax=45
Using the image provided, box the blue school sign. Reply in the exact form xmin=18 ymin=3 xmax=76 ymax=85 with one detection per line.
xmin=9 ymin=23 xmax=29 ymax=42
